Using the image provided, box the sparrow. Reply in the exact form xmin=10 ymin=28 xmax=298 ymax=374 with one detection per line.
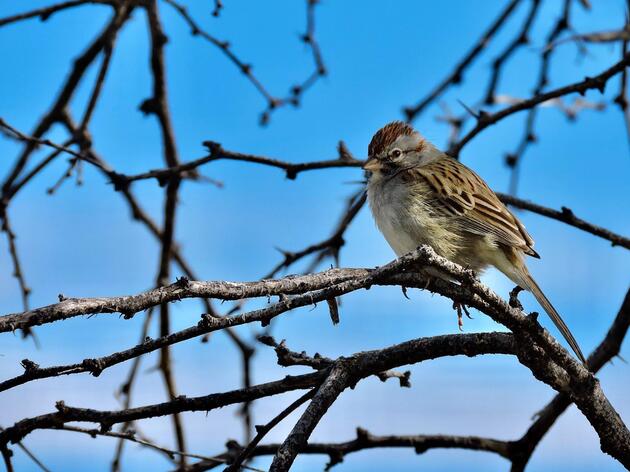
xmin=363 ymin=121 xmax=586 ymax=364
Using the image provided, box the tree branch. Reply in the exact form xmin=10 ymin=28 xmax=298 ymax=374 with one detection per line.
xmin=449 ymin=50 xmax=630 ymax=156
xmin=403 ymin=0 xmax=522 ymax=121
xmin=497 ymin=193 xmax=630 ymax=249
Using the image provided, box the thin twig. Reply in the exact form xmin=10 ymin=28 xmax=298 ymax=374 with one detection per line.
xmin=403 ymin=0 xmax=521 ymax=121
xmin=449 ymin=50 xmax=630 ymax=156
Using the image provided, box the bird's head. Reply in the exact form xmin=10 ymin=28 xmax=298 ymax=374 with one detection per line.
xmin=363 ymin=121 xmax=440 ymax=176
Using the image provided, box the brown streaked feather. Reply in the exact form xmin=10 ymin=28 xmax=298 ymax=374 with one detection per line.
xmin=368 ymin=121 xmax=415 ymax=157
xmin=405 ymin=157 xmax=539 ymax=257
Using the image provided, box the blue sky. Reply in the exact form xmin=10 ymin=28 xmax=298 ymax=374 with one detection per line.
xmin=0 ymin=0 xmax=629 ymax=471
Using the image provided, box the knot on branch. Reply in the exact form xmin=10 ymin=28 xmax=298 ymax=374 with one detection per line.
xmin=356 ymin=426 xmax=370 ymax=441
xmin=570 ymin=370 xmax=599 ymax=396
xmin=156 ymin=32 xmax=169 ymax=47
xmin=509 ymin=286 xmax=524 ymax=310
xmin=99 ymin=422 xmax=112 ymax=433
xmin=108 ymin=171 xmax=130 ymax=192
xmin=20 ymin=358 xmax=39 ymax=373
xmin=505 ymin=153 xmax=517 ymax=168
xmin=614 ymin=93 xmax=628 ymax=110
xmin=258 ymin=335 xmax=332 ymax=369
xmin=175 ymin=276 xmax=190 ymax=288
xmin=82 ymin=358 xmax=105 ymax=377
xmin=198 ymin=313 xmax=219 ymax=328
xmin=202 ymin=140 xmax=222 ymax=157
xmin=560 ymin=206 xmax=575 ymax=220
xmin=138 ymin=97 xmax=160 ymax=116
xmin=225 ymin=439 xmax=243 ymax=454
xmin=325 ymin=449 xmax=344 ymax=471
xmin=285 ymin=167 xmax=297 ymax=180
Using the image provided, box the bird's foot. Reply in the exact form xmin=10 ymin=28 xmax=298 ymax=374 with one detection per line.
xmin=452 ymin=301 xmax=472 ymax=331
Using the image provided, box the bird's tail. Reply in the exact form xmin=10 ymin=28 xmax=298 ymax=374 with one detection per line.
xmin=520 ymin=272 xmax=586 ymax=365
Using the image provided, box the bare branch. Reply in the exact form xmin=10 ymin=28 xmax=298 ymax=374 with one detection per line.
xmin=224 ymin=389 xmax=316 ymax=472
xmin=0 ymin=0 xmax=112 ymax=28
xmin=484 ymin=0 xmax=542 ymax=105
xmin=271 ymin=364 xmax=351 ymax=471
xmin=403 ymin=0 xmax=521 ymax=121
xmin=449 ymin=50 xmax=630 ymax=156
xmin=0 ymin=331 xmax=516 ymax=446
xmin=497 ymin=193 xmax=630 ymax=250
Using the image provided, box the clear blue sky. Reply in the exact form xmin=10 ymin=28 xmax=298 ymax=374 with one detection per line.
xmin=0 ymin=1 xmax=629 ymax=471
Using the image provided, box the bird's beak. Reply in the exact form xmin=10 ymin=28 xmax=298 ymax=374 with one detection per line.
xmin=362 ymin=157 xmax=380 ymax=172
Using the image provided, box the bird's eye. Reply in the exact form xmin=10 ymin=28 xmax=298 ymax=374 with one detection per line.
xmin=391 ymin=148 xmax=402 ymax=158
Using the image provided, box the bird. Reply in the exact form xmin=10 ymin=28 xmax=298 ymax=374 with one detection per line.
xmin=363 ymin=120 xmax=586 ymax=364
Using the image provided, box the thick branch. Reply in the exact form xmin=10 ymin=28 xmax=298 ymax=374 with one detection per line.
xmin=509 ymin=287 xmax=630 ymax=471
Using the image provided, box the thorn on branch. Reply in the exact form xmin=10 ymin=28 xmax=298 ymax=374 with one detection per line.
xmin=259 ymin=111 xmax=270 ymax=126
xmin=337 ymin=141 xmax=353 ymax=161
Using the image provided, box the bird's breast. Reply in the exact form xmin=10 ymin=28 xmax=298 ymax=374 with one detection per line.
xmin=367 ymin=177 xmax=453 ymax=257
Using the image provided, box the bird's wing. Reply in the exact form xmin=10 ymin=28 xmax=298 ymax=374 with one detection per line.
xmin=408 ymin=157 xmax=539 ymax=257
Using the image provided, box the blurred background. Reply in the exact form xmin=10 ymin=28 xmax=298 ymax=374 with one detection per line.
xmin=0 ymin=0 xmax=629 ymax=470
